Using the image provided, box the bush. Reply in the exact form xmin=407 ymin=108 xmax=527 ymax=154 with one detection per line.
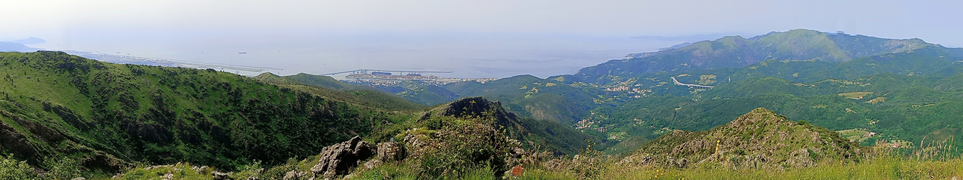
xmin=0 ymin=154 xmax=36 ymax=179
xmin=415 ymin=116 xmax=512 ymax=179
xmin=44 ymin=156 xmax=82 ymax=179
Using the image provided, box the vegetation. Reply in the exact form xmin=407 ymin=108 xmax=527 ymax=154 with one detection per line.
xmin=574 ymin=29 xmax=935 ymax=81
xmin=0 ymin=51 xmax=411 ymax=177
xmin=253 ymin=72 xmax=426 ymax=111
xmin=257 ymin=72 xmax=459 ymax=106
xmin=3 ymin=29 xmax=963 ymax=179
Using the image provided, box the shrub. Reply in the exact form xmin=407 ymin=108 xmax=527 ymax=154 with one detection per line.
xmin=0 ymin=154 xmax=36 ymax=179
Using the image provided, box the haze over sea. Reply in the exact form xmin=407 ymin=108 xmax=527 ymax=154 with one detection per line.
xmin=25 ymin=32 xmax=685 ymax=78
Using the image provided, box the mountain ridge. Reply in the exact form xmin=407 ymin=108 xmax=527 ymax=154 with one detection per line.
xmin=577 ymin=29 xmax=933 ymax=81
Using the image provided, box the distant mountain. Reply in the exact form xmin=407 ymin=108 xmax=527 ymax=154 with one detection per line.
xmin=389 ymin=81 xmax=460 ymax=106
xmin=434 ymin=30 xmax=963 ymax=157
xmin=0 ymin=42 xmax=36 ymax=52
xmin=252 ymin=72 xmax=425 ymax=110
xmin=255 ymin=72 xmax=458 ymax=106
xmin=584 ymin=49 xmax=963 ymax=155
xmin=577 ymin=29 xmax=931 ymax=81
xmin=11 ymin=37 xmax=46 ymax=44
xmin=631 ymin=33 xmax=745 ymax=42
xmin=626 ymin=42 xmax=694 ymax=58
xmin=255 ymin=73 xmax=380 ymax=92
xmin=622 ymin=108 xmax=862 ymax=168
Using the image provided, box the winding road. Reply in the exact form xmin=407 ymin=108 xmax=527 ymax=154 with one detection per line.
xmin=670 ymin=77 xmax=714 ymax=89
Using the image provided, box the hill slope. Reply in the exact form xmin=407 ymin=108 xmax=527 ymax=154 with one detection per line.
xmin=575 ymin=29 xmax=932 ymax=82
xmin=253 ymin=73 xmax=425 ymax=111
xmin=0 ymin=51 xmax=408 ymax=172
xmin=623 ymin=108 xmax=862 ymax=168
xmin=256 ymin=72 xmax=457 ymax=106
xmin=418 ymin=97 xmax=609 ymax=155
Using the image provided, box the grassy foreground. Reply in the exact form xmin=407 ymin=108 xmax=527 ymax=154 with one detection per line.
xmin=598 ymin=157 xmax=963 ymax=180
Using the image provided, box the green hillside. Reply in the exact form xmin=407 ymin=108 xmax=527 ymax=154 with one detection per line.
xmin=257 ymin=72 xmax=458 ymax=106
xmin=388 ymin=81 xmax=459 ymax=106
xmin=253 ymin=73 xmax=425 ymax=111
xmin=587 ymin=69 xmax=963 ymax=155
xmin=574 ymin=29 xmax=932 ymax=82
xmin=416 ymin=97 xmax=609 ymax=155
xmin=0 ymin=51 xmax=410 ymax=174
xmin=442 ymin=75 xmax=600 ymax=124
xmin=3 ymin=30 xmax=963 ymax=179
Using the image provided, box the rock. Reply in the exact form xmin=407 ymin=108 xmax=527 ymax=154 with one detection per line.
xmin=212 ymin=171 xmax=233 ymax=180
xmin=71 ymin=178 xmax=86 ymax=180
xmin=162 ymin=173 xmax=173 ymax=180
xmin=402 ymin=131 xmax=428 ymax=158
xmin=787 ymin=149 xmax=815 ymax=168
xmin=193 ymin=166 xmax=210 ymax=175
xmin=282 ymin=170 xmax=311 ymax=180
xmin=376 ymin=142 xmax=405 ymax=162
xmin=510 ymin=165 xmax=524 ymax=176
xmin=363 ymin=159 xmax=382 ymax=170
xmin=287 ymin=170 xmax=310 ymax=180
xmin=309 ymin=136 xmax=375 ymax=178
xmin=674 ymin=158 xmax=689 ymax=168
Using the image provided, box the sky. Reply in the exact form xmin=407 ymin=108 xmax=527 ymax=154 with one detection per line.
xmin=3 ymin=0 xmax=962 ymax=78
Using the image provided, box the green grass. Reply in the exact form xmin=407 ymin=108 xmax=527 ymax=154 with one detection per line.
xmin=0 ymin=51 xmax=413 ymax=174
xmin=112 ymin=162 xmax=214 ymax=180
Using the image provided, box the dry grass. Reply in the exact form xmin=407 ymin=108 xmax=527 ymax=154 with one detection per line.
xmin=520 ymin=139 xmax=963 ymax=180
xmin=599 ymin=157 xmax=963 ymax=180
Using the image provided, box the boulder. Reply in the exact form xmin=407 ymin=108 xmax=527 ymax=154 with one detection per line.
xmin=282 ymin=170 xmax=311 ymax=180
xmin=212 ymin=171 xmax=232 ymax=180
xmin=309 ymin=136 xmax=375 ymax=178
xmin=376 ymin=142 xmax=405 ymax=162
xmin=402 ymin=130 xmax=429 ymax=158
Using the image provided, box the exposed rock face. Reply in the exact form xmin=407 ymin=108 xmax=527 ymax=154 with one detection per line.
xmin=402 ymin=130 xmax=429 ymax=158
xmin=0 ymin=114 xmax=43 ymax=165
xmin=377 ymin=141 xmax=405 ymax=162
xmin=310 ymin=136 xmax=374 ymax=178
xmin=282 ymin=170 xmax=310 ymax=180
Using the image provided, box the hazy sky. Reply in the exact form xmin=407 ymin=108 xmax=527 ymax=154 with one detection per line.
xmin=3 ymin=0 xmax=962 ymax=78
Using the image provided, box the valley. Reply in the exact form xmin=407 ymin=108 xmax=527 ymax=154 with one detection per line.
xmin=1 ymin=29 xmax=962 ymax=179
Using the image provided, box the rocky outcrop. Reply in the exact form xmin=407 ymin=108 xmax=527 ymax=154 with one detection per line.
xmin=282 ymin=170 xmax=310 ymax=180
xmin=420 ymin=97 xmax=520 ymax=127
xmin=309 ymin=136 xmax=374 ymax=178
xmin=377 ymin=141 xmax=405 ymax=162
xmin=212 ymin=171 xmax=232 ymax=180
xmin=402 ymin=129 xmax=429 ymax=158
xmin=0 ymin=112 xmax=44 ymax=165
xmin=624 ymin=108 xmax=862 ymax=169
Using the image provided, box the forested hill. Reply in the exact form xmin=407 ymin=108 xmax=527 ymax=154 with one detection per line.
xmin=256 ymin=72 xmax=458 ymax=106
xmin=0 ymin=51 xmax=409 ymax=172
xmin=574 ymin=29 xmax=934 ymax=82
xmin=253 ymin=72 xmax=426 ymax=110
